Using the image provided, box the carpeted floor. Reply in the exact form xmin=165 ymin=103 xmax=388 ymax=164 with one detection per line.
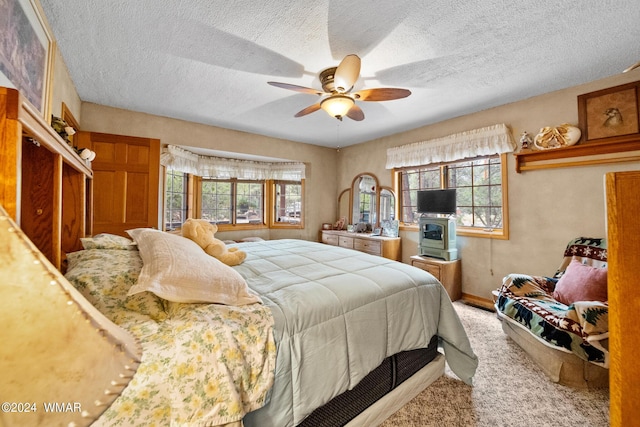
xmin=380 ymin=301 xmax=609 ymax=427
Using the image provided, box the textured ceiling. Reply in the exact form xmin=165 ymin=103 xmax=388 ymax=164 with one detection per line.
xmin=40 ymin=0 xmax=640 ymax=148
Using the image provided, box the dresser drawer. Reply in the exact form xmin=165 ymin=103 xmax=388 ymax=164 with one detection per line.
xmin=354 ymin=238 xmax=381 ymax=255
xmin=320 ymin=231 xmax=400 ymax=261
xmin=339 ymin=236 xmax=354 ymax=248
xmin=322 ymin=234 xmax=339 ymax=245
xmin=412 ymin=260 xmax=442 ymax=280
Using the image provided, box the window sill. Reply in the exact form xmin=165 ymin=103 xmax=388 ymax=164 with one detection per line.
xmin=400 ymin=224 xmax=508 ymax=240
xmin=216 ymin=223 xmax=269 ymax=232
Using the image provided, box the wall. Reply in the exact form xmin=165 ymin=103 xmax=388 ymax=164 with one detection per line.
xmin=49 ymin=39 xmax=638 ymax=304
xmin=49 ymin=49 xmax=82 ymax=121
xmin=337 ymin=72 xmax=640 ymax=304
xmin=79 ymin=103 xmax=338 ymax=242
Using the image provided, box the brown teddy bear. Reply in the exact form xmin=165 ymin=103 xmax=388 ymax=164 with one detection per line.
xmin=181 ymin=218 xmax=246 ymax=266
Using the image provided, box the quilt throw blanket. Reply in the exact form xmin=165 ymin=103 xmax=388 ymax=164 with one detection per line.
xmin=496 ymin=274 xmax=608 ymax=367
xmin=65 ymin=249 xmax=276 ymax=427
xmin=236 ymin=239 xmax=478 ymax=427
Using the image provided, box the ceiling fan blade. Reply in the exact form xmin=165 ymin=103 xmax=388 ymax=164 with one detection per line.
xmin=334 ymin=54 xmax=361 ymax=93
xmin=294 ymin=103 xmax=322 ymax=117
xmin=268 ymin=81 xmax=324 ymax=96
xmin=346 ymin=104 xmax=364 ymax=121
xmin=353 ymin=87 xmax=411 ymax=101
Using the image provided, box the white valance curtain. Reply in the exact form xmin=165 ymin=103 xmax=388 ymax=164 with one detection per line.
xmin=385 ymin=123 xmax=516 ymax=169
xmin=160 ymin=145 xmax=306 ymax=180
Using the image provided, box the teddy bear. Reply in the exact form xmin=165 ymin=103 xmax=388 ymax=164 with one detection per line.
xmin=181 ymin=218 xmax=246 ymax=266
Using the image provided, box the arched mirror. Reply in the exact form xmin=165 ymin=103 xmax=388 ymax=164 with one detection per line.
xmin=350 ymin=173 xmax=380 ymax=227
xmin=379 ymin=187 xmax=396 ymax=222
xmin=337 ymin=188 xmax=350 ymax=223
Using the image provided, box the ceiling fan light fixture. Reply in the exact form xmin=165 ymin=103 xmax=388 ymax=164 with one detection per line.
xmin=320 ymin=95 xmax=354 ymax=120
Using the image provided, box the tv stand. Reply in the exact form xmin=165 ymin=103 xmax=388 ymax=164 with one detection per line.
xmin=410 ymin=255 xmax=461 ymax=301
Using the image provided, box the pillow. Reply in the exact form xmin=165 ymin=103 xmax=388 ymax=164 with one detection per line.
xmin=80 ymin=233 xmax=137 ymax=250
xmin=553 ymin=259 xmax=607 ymax=305
xmin=65 ymin=249 xmax=166 ymax=321
xmin=126 ymin=228 xmax=261 ymax=305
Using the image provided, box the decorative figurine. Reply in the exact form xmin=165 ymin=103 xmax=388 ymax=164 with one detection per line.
xmin=519 ymin=131 xmax=532 ymax=150
xmin=533 ymin=124 xmax=581 ymax=150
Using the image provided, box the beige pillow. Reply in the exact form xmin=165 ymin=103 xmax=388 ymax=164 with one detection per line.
xmin=126 ymin=228 xmax=261 ymax=305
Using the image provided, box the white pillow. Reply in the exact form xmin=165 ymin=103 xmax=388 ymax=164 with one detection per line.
xmin=126 ymin=228 xmax=261 ymax=305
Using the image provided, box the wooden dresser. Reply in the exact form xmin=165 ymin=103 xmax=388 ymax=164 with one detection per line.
xmin=320 ymin=230 xmax=401 ymax=261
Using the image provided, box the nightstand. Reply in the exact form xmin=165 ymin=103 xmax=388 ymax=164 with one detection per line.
xmin=410 ymin=255 xmax=462 ymax=301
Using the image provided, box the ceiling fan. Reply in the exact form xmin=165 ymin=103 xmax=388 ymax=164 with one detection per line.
xmin=268 ymin=54 xmax=411 ymax=121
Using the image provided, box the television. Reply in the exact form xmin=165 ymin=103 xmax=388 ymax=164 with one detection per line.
xmin=417 ymin=189 xmax=458 ymax=260
xmin=417 ymin=189 xmax=456 ymax=214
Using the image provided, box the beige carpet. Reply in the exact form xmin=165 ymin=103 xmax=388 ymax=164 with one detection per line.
xmin=380 ymin=301 xmax=609 ymax=427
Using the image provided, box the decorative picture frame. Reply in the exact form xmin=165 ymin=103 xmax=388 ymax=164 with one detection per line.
xmin=381 ymin=219 xmax=399 ymax=238
xmin=0 ymin=0 xmax=54 ymax=119
xmin=577 ymin=80 xmax=640 ymax=144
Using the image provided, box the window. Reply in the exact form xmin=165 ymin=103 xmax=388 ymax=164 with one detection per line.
xmin=272 ymin=180 xmax=303 ymax=227
xmin=397 ymin=153 xmax=508 ymax=239
xmin=200 ymin=179 xmax=264 ymax=226
xmin=164 ymin=170 xmax=188 ymax=230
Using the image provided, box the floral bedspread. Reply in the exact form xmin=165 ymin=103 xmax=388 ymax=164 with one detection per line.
xmin=496 ymin=273 xmax=609 ymax=368
xmin=65 ymin=249 xmax=276 ymax=427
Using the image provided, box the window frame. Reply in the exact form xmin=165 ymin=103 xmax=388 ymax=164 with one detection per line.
xmin=394 ymin=153 xmax=509 ymax=240
xmin=269 ymin=180 xmax=305 ymax=229
xmin=196 ymin=177 xmax=268 ymax=231
xmin=163 ymin=169 xmax=192 ymax=231
xmin=163 ymin=169 xmax=306 ymax=232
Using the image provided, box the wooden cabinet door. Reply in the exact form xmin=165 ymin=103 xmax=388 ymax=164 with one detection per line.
xmin=77 ymin=131 xmax=160 ymax=236
xmin=606 ymin=171 xmax=640 ymax=426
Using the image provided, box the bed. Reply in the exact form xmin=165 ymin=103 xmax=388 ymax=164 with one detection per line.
xmin=64 ymin=230 xmax=478 ymax=426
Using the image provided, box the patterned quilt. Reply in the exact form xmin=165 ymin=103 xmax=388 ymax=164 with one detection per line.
xmin=65 ymin=249 xmax=276 ymax=427
xmin=495 ymin=238 xmax=609 ymax=368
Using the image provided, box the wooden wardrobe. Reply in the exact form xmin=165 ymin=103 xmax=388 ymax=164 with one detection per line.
xmin=606 ymin=170 xmax=640 ymax=426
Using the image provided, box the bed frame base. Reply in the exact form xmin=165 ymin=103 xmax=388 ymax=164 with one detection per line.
xmin=345 ymin=353 xmax=445 ymax=427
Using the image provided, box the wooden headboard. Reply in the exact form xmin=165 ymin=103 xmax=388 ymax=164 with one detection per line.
xmin=0 ymin=87 xmax=92 ymax=271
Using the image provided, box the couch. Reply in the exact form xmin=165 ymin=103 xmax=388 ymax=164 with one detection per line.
xmin=494 ymin=237 xmax=609 ymax=388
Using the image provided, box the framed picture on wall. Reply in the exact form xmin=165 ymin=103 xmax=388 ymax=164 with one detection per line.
xmin=0 ymin=0 xmax=54 ymax=119
xmin=577 ymin=80 xmax=640 ymax=144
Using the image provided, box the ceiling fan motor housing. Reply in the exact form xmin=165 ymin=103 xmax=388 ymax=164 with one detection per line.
xmin=319 ymin=67 xmax=339 ymax=93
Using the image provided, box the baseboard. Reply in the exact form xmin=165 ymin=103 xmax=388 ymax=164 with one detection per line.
xmin=460 ymin=293 xmax=495 ymax=311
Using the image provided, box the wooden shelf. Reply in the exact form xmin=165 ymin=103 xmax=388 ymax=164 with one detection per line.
xmin=1 ymin=87 xmax=93 ymax=270
xmin=514 ymin=138 xmax=640 ymax=172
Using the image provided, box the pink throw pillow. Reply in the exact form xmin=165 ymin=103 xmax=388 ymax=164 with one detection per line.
xmin=553 ymin=259 xmax=607 ymax=305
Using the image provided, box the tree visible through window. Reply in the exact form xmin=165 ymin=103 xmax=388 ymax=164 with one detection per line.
xmin=165 ymin=170 xmax=187 ymax=230
xmin=274 ymin=181 xmax=302 ymax=225
xmin=200 ymin=179 xmax=264 ymax=225
xmin=397 ymin=154 xmax=507 ymax=236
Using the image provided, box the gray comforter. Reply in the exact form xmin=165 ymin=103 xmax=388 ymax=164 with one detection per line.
xmin=235 ymin=239 xmax=478 ymax=427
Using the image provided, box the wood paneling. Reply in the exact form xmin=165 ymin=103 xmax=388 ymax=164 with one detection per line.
xmin=606 ymin=171 xmax=640 ymax=426
xmin=77 ymin=131 xmax=160 ymax=236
